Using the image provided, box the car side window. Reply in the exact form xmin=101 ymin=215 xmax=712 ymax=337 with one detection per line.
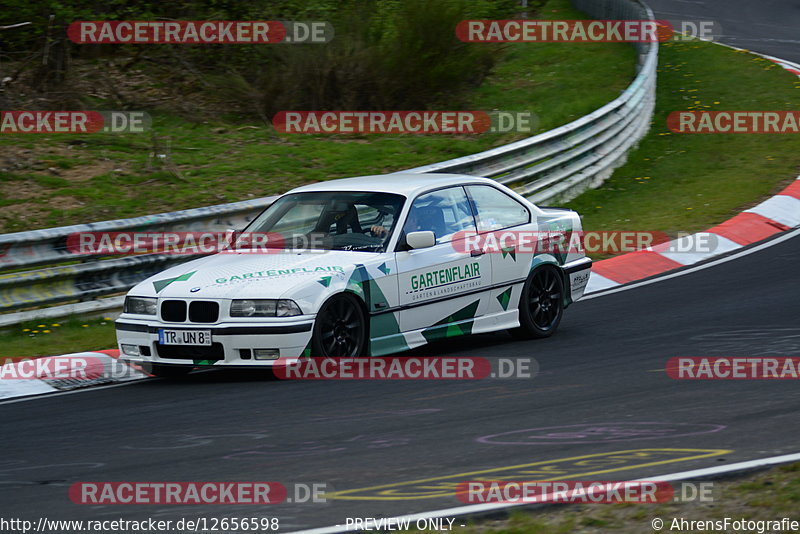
xmin=466 ymin=185 xmax=529 ymax=232
xmin=405 ymin=187 xmax=476 ymax=244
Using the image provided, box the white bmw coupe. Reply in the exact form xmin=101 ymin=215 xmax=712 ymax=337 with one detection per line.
xmin=116 ymin=173 xmax=592 ymax=376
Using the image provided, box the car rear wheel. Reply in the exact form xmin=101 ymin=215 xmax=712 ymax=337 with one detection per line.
xmin=311 ymin=294 xmax=367 ymax=358
xmin=142 ymin=362 xmax=193 ymax=379
xmin=510 ymin=265 xmax=564 ymax=339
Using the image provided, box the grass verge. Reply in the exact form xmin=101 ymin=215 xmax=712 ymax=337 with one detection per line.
xmin=0 ymin=315 xmax=118 ymax=361
xmin=455 ymin=462 xmax=800 ymax=534
xmin=0 ymin=0 xmax=634 ymax=233
xmin=564 ymin=39 xmax=800 ymax=251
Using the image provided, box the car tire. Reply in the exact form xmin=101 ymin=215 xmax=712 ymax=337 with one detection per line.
xmin=311 ymin=294 xmax=367 ymax=358
xmin=510 ymin=265 xmax=565 ymax=339
xmin=142 ymin=362 xmax=193 ymax=379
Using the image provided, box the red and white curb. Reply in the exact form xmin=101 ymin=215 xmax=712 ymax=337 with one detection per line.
xmin=764 ymin=55 xmax=800 ymax=77
xmin=587 ymin=175 xmax=800 ymax=292
xmin=0 ymin=350 xmax=148 ymax=401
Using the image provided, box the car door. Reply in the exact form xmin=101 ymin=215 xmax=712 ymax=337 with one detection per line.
xmin=464 ymin=185 xmax=535 ymax=320
xmin=395 ymin=186 xmax=492 ymax=337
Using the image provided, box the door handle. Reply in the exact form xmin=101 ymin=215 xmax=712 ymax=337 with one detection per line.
xmin=470 ymin=249 xmax=485 ymax=257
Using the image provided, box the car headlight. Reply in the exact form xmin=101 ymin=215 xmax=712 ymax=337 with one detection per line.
xmin=123 ymin=296 xmax=157 ymax=315
xmin=230 ymin=299 xmax=302 ymax=317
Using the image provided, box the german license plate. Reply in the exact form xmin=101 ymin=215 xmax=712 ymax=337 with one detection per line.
xmin=158 ymin=329 xmax=212 ymax=346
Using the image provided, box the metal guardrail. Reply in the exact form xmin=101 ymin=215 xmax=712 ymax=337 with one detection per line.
xmin=0 ymin=198 xmax=275 ymax=325
xmin=0 ymin=0 xmax=657 ymax=326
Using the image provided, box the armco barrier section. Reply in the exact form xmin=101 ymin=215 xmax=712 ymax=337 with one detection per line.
xmin=0 ymin=0 xmax=657 ymax=326
xmin=0 ymin=197 xmax=276 ymax=325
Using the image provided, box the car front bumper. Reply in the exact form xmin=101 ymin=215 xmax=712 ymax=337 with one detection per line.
xmin=115 ymin=316 xmax=315 ymax=367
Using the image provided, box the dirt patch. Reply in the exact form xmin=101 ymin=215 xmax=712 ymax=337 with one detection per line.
xmin=0 ymin=179 xmax=46 ymax=200
xmin=1 ymin=144 xmax=124 ymax=184
xmin=59 ymin=160 xmax=119 ymax=183
xmin=0 ymin=203 xmax=50 ymax=232
xmin=0 ymin=147 xmax=39 ymax=173
xmin=46 ymin=196 xmax=86 ymax=210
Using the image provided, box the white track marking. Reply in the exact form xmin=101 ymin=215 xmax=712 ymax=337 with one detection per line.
xmin=746 ymin=195 xmax=800 ymax=228
xmin=584 ymin=272 xmax=619 ymax=292
xmin=289 ymin=452 xmax=800 ymax=534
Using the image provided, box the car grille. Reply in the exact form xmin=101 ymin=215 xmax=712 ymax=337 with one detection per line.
xmin=161 ymin=300 xmax=187 ymax=322
xmin=189 ymin=301 xmax=219 ymax=323
xmin=160 ymin=300 xmax=219 ymax=323
xmin=155 ymin=342 xmax=225 ymax=360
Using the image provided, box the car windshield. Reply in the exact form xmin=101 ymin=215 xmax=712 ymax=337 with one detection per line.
xmin=243 ymin=191 xmax=406 ymax=252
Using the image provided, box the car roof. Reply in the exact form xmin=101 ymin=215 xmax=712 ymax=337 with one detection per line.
xmin=287 ymin=173 xmax=499 ymax=198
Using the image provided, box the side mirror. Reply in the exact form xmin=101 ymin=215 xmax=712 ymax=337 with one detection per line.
xmin=406 ymin=231 xmax=436 ymax=250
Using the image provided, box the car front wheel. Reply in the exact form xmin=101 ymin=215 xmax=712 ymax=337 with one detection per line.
xmin=311 ymin=294 xmax=367 ymax=358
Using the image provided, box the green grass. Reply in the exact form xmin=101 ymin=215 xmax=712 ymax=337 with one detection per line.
xmin=0 ymin=315 xmax=117 ymax=361
xmin=564 ymin=39 xmax=800 ymax=245
xmin=0 ymin=0 xmax=634 ymax=233
xmin=452 ymin=462 xmax=800 ymax=534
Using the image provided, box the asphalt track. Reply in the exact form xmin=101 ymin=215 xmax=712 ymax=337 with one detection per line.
xmin=2 ymin=1 xmax=799 ymax=532
xmin=2 ymin=234 xmax=798 ymax=530
xmin=647 ymin=0 xmax=800 ymax=63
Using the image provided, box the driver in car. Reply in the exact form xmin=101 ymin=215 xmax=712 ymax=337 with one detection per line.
xmin=370 ymin=206 xmax=437 ymax=239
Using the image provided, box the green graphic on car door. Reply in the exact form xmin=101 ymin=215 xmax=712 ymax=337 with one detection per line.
xmin=346 ymin=264 xmax=407 ymax=356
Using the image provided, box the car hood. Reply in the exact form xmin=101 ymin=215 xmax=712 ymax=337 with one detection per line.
xmin=129 ymin=250 xmax=377 ymax=299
